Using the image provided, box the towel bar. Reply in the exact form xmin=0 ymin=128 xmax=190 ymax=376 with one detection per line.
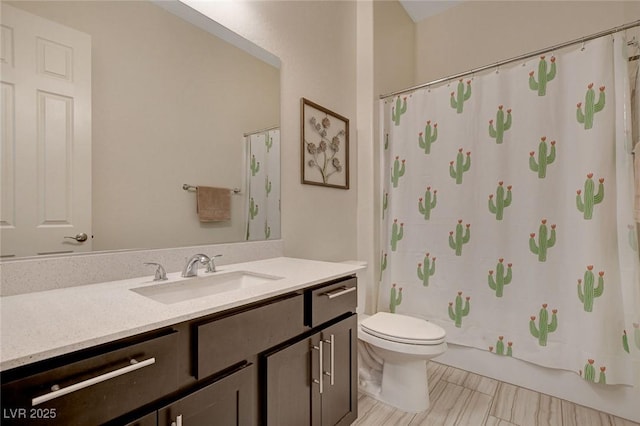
xmin=182 ymin=184 xmax=241 ymax=195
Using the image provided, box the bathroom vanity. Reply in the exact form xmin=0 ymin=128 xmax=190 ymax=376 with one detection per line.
xmin=0 ymin=257 xmax=360 ymax=425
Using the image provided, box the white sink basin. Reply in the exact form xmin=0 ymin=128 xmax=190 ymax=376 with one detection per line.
xmin=131 ymin=271 xmax=284 ymax=304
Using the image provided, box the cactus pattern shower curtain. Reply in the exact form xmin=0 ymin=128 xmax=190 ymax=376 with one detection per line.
xmin=380 ymin=33 xmax=640 ymax=385
xmin=245 ymin=128 xmax=281 ymax=241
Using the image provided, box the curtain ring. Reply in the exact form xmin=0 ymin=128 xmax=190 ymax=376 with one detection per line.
xmin=580 ymin=40 xmax=586 ymax=51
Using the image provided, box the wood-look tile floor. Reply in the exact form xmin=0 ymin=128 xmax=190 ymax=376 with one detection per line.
xmin=353 ymin=362 xmax=639 ymax=426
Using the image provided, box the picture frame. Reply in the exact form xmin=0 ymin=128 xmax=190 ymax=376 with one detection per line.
xmin=301 ymin=98 xmax=349 ymax=189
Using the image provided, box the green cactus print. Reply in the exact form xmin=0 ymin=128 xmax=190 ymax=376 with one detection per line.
xmin=450 ymin=79 xmax=471 ymax=113
xmin=449 ymin=220 xmax=470 ymax=256
xmin=490 ymin=336 xmax=513 ymax=356
xmin=264 ymin=222 xmax=271 ymax=239
xmin=634 ymin=324 xmax=640 ymax=349
xmin=250 ymin=155 xmax=260 ymax=176
xmin=391 ymin=157 xmax=406 ymax=188
xmin=249 ymin=198 xmax=259 ymax=220
xmin=392 ymin=96 xmax=407 ymax=126
xmin=488 ymin=105 xmax=512 ymax=144
xmin=488 ymin=182 xmax=512 ymax=220
xmin=576 ymin=174 xmax=604 ymax=220
xmin=577 ymin=266 xmax=604 ymax=312
xmin=265 ymin=133 xmax=273 ymax=152
xmin=529 ymin=137 xmax=556 ymax=179
xmin=418 ymin=121 xmax=438 ymax=154
xmin=417 ymin=253 xmax=436 ymax=287
xmin=529 ymin=304 xmax=558 ymax=346
xmin=576 ymin=84 xmax=605 ymax=130
xmin=448 ymin=291 xmax=470 ymax=328
xmin=488 ymin=258 xmax=512 ymax=297
xmin=529 ymin=56 xmax=556 ymax=96
xmin=380 ymin=252 xmax=387 ymax=281
xmin=382 ymin=192 xmax=388 ymax=219
xmin=390 ymin=284 xmax=402 ymax=313
xmin=581 ymin=360 xmax=606 ymax=384
xmin=418 ymin=187 xmax=437 ymax=220
xmin=623 ymin=330 xmax=630 ymax=353
xmin=529 ymin=220 xmax=556 ymax=262
xmin=265 ymin=177 xmax=272 ymax=196
xmin=391 ymin=219 xmax=404 ymax=251
xmin=449 ymin=149 xmax=471 ymax=184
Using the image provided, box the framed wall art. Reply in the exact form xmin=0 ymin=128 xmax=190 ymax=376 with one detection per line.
xmin=301 ymin=98 xmax=349 ymax=189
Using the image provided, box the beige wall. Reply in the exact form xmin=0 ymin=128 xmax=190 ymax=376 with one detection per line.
xmin=187 ymin=0 xmax=359 ymax=262
xmin=374 ymin=0 xmax=416 ymax=95
xmin=415 ymin=1 xmax=640 ymax=83
xmin=9 ymin=1 xmax=280 ymax=251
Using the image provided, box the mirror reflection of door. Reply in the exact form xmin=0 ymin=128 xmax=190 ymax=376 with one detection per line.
xmin=1 ymin=4 xmax=92 ymax=258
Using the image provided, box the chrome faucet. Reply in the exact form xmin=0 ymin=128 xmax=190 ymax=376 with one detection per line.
xmin=181 ymin=254 xmax=210 ymax=278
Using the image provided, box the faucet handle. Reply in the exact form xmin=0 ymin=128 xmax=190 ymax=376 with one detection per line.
xmin=205 ymin=255 xmax=223 ymax=273
xmin=144 ymin=262 xmax=168 ymax=281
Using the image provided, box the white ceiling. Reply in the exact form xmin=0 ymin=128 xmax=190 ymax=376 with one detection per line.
xmin=399 ymin=0 xmax=463 ymax=22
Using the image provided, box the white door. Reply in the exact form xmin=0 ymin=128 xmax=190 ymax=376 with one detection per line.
xmin=1 ymin=4 xmax=91 ymax=257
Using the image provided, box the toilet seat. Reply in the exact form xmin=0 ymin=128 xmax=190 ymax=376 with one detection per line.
xmin=360 ymin=312 xmax=446 ymax=345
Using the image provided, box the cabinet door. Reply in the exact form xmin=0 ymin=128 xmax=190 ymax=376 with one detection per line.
xmin=320 ymin=314 xmax=357 ymax=426
xmin=264 ymin=333 xmax=321 ymax=426
xmin=158 ymin=363 xmax=256 ymax=426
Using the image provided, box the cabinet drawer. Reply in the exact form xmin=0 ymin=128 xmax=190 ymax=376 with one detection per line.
xmin=306 ymin=277 xmax=357 ymax=328
xmin=1 ymin=331 xmax=178 ymax=426
xmin=196 ymin=294 xmax=304 ymax=379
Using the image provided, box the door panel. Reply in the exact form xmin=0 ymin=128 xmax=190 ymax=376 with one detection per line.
xmin=0 ymin=4 xmax=91 ymax=257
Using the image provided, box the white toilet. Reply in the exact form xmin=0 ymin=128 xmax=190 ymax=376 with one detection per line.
xmin=345 ymin=261 xmax=447 ymax=413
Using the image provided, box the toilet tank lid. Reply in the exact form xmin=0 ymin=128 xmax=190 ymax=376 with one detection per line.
xmin=361 ymin=312 xmax=446 ymax=342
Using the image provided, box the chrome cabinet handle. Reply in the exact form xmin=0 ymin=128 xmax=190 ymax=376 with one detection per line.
xmin=311 ymin=341 xmax=324 ymax=394
xmin=63 ymin=232 xmax=88 ymax=242
xmin=32 ymin=357 xmax=156 ymax=406
xmin=323 ymin=286 xmax=356 ymax=299
xmin=323 ymin=334 xmax=335 ymax=386
xmin=171 ymin=414 xmax=183 ymax=426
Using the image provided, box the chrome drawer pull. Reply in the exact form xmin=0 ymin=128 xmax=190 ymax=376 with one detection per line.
xmin=32 ymin=357 xmax=156 ymax=406
xmin=323 ymin=334 xmax=335 ymax=386
xmin=324 ymin=286 xmax=356 ymax=299
xmin=171 ymin=414 xmax=183 ymax=426
xmin=311 ymin=342 xmax=323 ymax=394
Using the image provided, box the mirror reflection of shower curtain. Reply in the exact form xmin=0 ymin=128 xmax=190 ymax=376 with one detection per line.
xmin=245 ymin=129 xmax=281 ymax=241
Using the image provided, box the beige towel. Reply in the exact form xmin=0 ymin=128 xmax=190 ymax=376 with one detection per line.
xmin=197 ymin=186 xmax=231 ymax=222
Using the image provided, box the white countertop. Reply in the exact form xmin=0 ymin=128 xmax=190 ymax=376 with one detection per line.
xmin=0 ymin=257 xmax=363 ymax=371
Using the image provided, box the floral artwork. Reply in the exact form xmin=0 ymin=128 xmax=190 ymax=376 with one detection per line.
xmin=301 ymin=98 xmax=349 ymax=189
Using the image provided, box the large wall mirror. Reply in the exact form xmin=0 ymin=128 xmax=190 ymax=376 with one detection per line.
xmin=1 ymin=0 xmax=281 ymax=259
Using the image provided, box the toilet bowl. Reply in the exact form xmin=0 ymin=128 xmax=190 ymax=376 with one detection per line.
xmin=339 ymin=260 xmax=447 ymax=413
xmin=358 ymin=312 xmax=447 ymax=413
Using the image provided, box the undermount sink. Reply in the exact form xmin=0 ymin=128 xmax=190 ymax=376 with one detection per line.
xmin=131 ymin=271 xmax=284 ymax=304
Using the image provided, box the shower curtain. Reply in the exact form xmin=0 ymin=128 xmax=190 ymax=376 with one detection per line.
xmin=380 ymin=33 xmax=640 ymax=386
xmin=245 ymin=128 xmax=281 ymax=241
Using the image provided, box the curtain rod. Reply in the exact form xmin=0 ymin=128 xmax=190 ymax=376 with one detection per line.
xmin=380 ymin=20 xmax=640 ymax=100
xmin=243 ymin=125 xmax=279 ymax=137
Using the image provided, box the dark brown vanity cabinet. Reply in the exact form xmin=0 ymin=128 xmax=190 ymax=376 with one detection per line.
xmin=264 ymin=278 xmax=358 ymax=426
xmin=0 ymin=275 xmax=357 ymax=426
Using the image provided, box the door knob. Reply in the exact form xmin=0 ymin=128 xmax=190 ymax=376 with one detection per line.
xmin=64 ymin=232 xmax=88 ymax=242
